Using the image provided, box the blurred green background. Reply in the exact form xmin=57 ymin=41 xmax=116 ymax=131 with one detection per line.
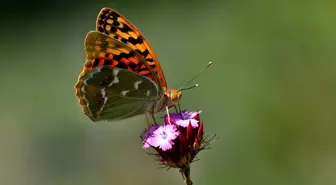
xmin=1 ymin=0 xmax=336 ymax=185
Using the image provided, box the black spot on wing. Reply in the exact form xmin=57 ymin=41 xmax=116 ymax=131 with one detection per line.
xmin=109 ymin=26 xmax=117 ymax=33
xmin=120 ymin=38 xmax=127 ymax=44
xmin=104 ymin=60 xmax=112 ymax=65
xmin=112 ymin=21 xmax=120 ymax=26
xmin=93 ymin=59 xmax=99 ymax=67
xmin=119 ymin=24 xmax=132 ymax=33
xmin=110 ymin=11 xmax=120 ymax=19
xmin=129 ymin=62 xmax=137 ymax=69
xmin=99 ymin=14 xmax=106 ymax=19
xmin=111 ymin=51 xmax=136 ymax=62
xmin=135 ymin=49 xmax=149 ymax=58
xmin=98 ymin=27 xmax=104 ymax=32
xmin=103 ymin=9 xmax=110 ymax=15
xmin=116 ymin=61 xmax=128 ymax=68
xmin=128 ymin=36 xmax=144 ymax=45
xmin=98 ymin=20 xmax=104 ymax=25
xmin=112 ymin=54 xmax=121 ymax=61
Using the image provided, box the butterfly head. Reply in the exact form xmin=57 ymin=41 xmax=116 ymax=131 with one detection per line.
xmin=164 ymin=88 xmax=182 ymax=106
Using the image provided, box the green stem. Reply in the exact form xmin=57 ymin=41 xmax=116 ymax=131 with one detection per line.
xmin=180 ymin=166 xmax=193 ymax=185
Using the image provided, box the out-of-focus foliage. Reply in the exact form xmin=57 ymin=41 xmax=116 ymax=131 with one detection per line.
xmin=0 ymin=0 xmax=335 ymax=185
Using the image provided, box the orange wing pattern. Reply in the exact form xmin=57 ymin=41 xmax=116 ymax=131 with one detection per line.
xmin=79 ymin=31 xmax=158 ymax=83
xmin=96 ymin=7 xmax=167 ymax=88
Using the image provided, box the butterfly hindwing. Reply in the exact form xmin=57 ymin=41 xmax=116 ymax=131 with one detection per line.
xmin=76 ymin=66 xmax=159 ymax=121
xmin=96 ymin=7 xmax=167 ymax=88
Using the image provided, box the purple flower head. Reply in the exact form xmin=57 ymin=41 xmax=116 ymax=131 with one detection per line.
xmin=141 ymin=109 xmax=216 ymax=185
xmin=167 ymin=110 xmax=201 ymax=128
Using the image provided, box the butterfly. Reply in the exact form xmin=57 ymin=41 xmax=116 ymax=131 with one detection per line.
xmin=75 ymin=8 xmax=182 ymax=122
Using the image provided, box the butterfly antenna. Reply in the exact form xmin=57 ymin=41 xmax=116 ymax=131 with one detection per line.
xmin=179 ymin=84 xmax=199 ymax=91
xmin=178 ymin=61 xmax=212 ymax=91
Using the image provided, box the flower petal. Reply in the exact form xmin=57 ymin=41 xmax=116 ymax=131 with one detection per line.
xmin=157 ymin=139 xmax=173 ymax=151
xmin=141 ymin=124 xmax=159 ymax=141
xmin=190 ymin=119 xmax=199 ymax=128
xmin=190 ymin=111 xmax=201 ymax=119
xmin=166 ymin=113 xmax=181 ymax=124
xmin=175 ymin=119 xmax=190 ymax=127
xmin=143 ymin=137 xmax=156 ymax=148
xmin=151 ymin=124 xmax=179 ymax=151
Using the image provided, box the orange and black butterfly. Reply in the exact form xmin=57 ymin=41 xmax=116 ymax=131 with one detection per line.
xmin=75 ymin=8 xmax=182 ymax=122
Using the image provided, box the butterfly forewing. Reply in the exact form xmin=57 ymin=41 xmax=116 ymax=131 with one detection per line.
xmin=76 ymin=66 xmax=159 ymax=121
xmin=81 ymin=31 xmax=159 ymax=86
xmin=96 ymin=7 xmax=167 ymax=88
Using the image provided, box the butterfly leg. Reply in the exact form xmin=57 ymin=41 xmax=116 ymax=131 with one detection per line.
xmin=145 ymin=111 xmax=157 ymax=128
xmin=145 ymin=113 xmax=151 ymax=129
xmin=151 ymin=114 xmax=157 ymax=124
xmin=173 ymin=103 xmax=182 ymax=113
xmin=174 ymin=105 xmax=179 ymax=113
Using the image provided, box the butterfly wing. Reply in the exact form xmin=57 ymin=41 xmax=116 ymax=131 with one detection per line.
xmin=96 ymin=7 xmax=167 ymax=89
xmin=79 ymin=31 xmax=159 ymax=84
xmin=76 ymin=66 xmax=159 ymax=121
xmin=75 ymin=31 xmax=160 ymax=121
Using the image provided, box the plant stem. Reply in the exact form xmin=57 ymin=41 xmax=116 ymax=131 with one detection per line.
xmin=180 ymin=166 xmax=193 ymax=185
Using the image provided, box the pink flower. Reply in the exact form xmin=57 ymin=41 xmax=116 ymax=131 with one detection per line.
xmin=142 ymin=124 xmax=180 ymax=151
xmin=142 ymin=110 xmax=215 ymax=167
xmin=141 ymin=110 xmax=216 ymax=185
xmin=152 ymin=124 xmax=179 ymax=151
xmin=167 ymin=110 xmax=201 ymax=128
